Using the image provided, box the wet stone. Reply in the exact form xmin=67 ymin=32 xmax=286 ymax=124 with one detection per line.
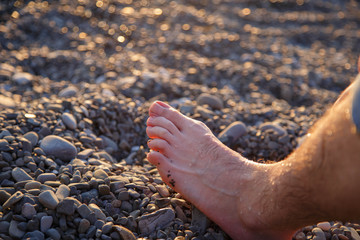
xmin=40 ymin=135 xmax=77 ymax=162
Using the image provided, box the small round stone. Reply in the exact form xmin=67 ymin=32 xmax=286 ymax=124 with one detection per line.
xmin=12 ymin=167 xmax=33 ymax=182
xmin=39 ymin=190 xmax=59 ymax=209
xmin=78 ymin=219 xmax=90 ymax=233
xmin=22 ymin=202 xmax=37 ymax=219
xmin=62 ymin=112 xmax=77 ymax=130
xmin=40 ymin=216 xmax=53 ymax=233
xmin=317 ymin=221 xmax=331 ymax=231
xmin=24 ymin=131 xmax=39 ymax=148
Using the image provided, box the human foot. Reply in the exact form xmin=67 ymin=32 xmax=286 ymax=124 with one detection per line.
xmin=146 ymin=101 xmax=294 ymax=239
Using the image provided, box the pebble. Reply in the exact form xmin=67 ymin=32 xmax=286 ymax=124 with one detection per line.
xmin=59 ymin=86 xmax=79 ymax=98
xmin=40 ymin=135 xmax=77 ymax=161
xmin=13 ymin=72 xmax=33 ymax=85
xmin=113 ymin=225 xmax=136 ymax=240
xmin=22 ymin=202 xmax=37 ymax=219
xmin=78 ymin=219 xmax=90 ymax=233
xmin=317 ymin=221 xmax=331 ymax=231
xmin=93 ymin=169 xmax=108 ymax=179
xmin=191 ymin=206 xmax=209 ymax=235
xmin=56 ymin=184 xmax=70 ymax=201
xmin=0 ymin=221 xmax=10 ymax=233
xmin=62 ymin=112 xmax=77 ymax=130
xmin=102 ymin=222 xmax=113 ymax=234
xmin=46 ymin=228 xmax=61 ymax=240
xmin=57 ymin=197 xmax=79 ymax=215
xmin=24 ymin=230 xmax=45 ymax=240
xmin=218 ymin=121 xmax=247 ymax=145
xmin=350 ymin=228 xmax=360 ymax=240
xmin=156 ymin=185 xmax=170 ymax=198
xmin=39 ymin=190 xmax=59 ymax=209
xmin=0 ymin=95 xmax=15 ymax=108
xmin=40 ymin=216 xmax=53 ymax=232
xmin=11 ymin=167 xmax=33 ymax=182
xmin=77 ymin=204 xmax=93 ymax=218
xmin=2 ymin=191 xmax=24 ymax=209
xmin=260 ymin=122 xmax=287 ymax=136
xmin=312 ymin=227 xmax=326 ymax=240
xmin=138 ymin=208 xmax=175 ymax=235
xmin=9 ymin=220 xmax=25 ymax=239
xmin=24 ymin=131 xmax=39 ymax=148
xmin=196 ymin=93 xmax=223 ymax=110
xmin=0 ymin=190 xmax=11 ymax=204
xmin=88 ymin=203 xmax=106 ymax=220
xmin=37 ymin=173 xmax=57 ymax=183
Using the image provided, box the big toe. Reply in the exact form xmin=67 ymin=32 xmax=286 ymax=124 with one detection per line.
xmin=149 ymin=101 xmax=188 ymax=130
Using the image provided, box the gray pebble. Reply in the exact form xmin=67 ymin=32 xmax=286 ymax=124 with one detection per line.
xmin=218 ymin=121 xmax=247 ymax=145
xmin=78 ymin=219 xmax=90 ymax=233
xmin=196 ymin=93 xmax=223 ymax=110
xmin=56 ymin=184 xmax=70 ymax=201
xmin=24 ymin=131 xmax=39 ymax=148
xmin=23 ymin=230 xmax=45 ymax=240
xmin=77 ymin=204 xmax=93 ymax=218
xmin=22 ymin=202 xmax=37 ymax=219
xmin=312 ymin=227 xmax=326 ymax=240
xmin=260 ymin=122 xmax=287 ymax=136
xmin=88 ymin=203 xmax=106 ymax=220
xmin=62 ymin=112 xmax=77 ymax=130
xmin=40 ymin=135 xmax=77 ymax=162
xmin=39 ymin=190 xmax=59 ymax=209
xmin=113 ymin=225 xmax=136 ymax=240
xmin=94 ymin=220 xmax=105 ymax=229
xmin=191 ymin=206 xmax=210 ymax=235
xmin=11 ymin=167 xmax=33 ymax=182
xmin=93 ymin=169 xmax=108 ymax=179
xmin=9 ymin=220 xmax=25 ymax=239
xmin=102 ymin=222 xmax=113 ymax=234
xmin=57 ymin=197 xmax=80 ymax=215
xmin=59 ymin=86 xmax=79 ymax=98
xmin=46 ymin=228 xmax=61 ymax=240
xmin=78 ymin=149 xmax=94 ymax=159
xmin=40 ymin=215 xmax=53 ymax=232
xmin=0 ymin=221 xmax=10 ymax=233
xmin=138 ymin=208 xmax=175 ymax=235
xmin=0 ymin=95 xmax=15 ymax=108
xmin=37 ymin=173 xmax=57 ymax=183
xmin=2 ymin=191 xmax=24 ymax=209
xmin=0 ymin=190 xmax=11 ymax=204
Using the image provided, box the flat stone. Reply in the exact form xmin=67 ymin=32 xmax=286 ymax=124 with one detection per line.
xmin=99 ymin=184 xmax=110 ymax=195
xmin=138 ymin=208 xmax=175 ymax=235
xmin=102 ymin=222 xmax=113 ymax=234
xmin=350 ymin=228 xmax=360 ymax=240
xmin=22 ymin=202 xmax=37 ymax=219
xmin=62 ymin=112 xmax=77 ymax=130
xmin=40 ymin=135 xmax=77 ymax=162
xmin=196 ymin=93 xmax=223 ymax=110
xmin=39 ymin=190 xmax=59 ymax=209
xmin=88 ymin=203 xmax=106 ymax=220
xmin=155 ymin=185 xmax=170 ymax=198
xmin=218 ymin=121 xmax=247 ymax=145
xmin=12 ymin=167 xmax=33 ymax=182
xmin=78 ymin=149 xmax=94 ymax=159
xmin=93 ymin=169 xmax=108 ymax=179
xmin=37 ymin=173 xmax=57 ymax=183
xmin=24 ymin=180 xmax=42 ymax=190
xmin=2 ymin=191 xmax=24 ymax=209
xmin=9 ymin=220 xmax=25 ymax=239
xmin=40 ymin=216 xmax=53 ymax=232
xmin=24 ymin=131 xmax=39 ymax=148
xmin=56 ymin=184 xmax=70 ymax=201
xmin=77 ymin=204 xmax=93 ymax=218
xmin=59 ymin=86 xmax=78 ymax=98
xmin=191 ymin=206 xmax=210 ymax=235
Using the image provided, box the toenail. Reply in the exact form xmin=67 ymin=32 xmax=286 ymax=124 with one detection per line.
xmin=156 ymin=101 xmax=170 ymax=108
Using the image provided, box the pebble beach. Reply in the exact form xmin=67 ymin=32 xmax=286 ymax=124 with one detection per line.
xmin=0 ymin=0 xmax=360 ymax=239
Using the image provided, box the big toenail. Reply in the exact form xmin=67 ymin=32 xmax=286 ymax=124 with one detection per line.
xmin=156 ymin=101 xmax=170 ymax=108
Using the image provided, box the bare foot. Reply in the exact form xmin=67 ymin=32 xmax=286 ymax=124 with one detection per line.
xmin=146 ymin=101 xmax=294 ymax=239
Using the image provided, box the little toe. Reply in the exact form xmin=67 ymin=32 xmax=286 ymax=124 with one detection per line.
xmin=149 ymin=101 xmax=188 ymax=131
xmin=147 ymin=116 xmax=180 ymax=135
xmin=146 ymin=126 xmax=174 ymax=142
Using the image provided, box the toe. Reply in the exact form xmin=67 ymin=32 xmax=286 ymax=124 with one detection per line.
xmin=147 ymin=138 xmax=171 ymax=156
xmin=146 ymin=126 xmax=174 ymax=141
xmin=147 ymin=116 xmax=181 ymax=135
xmin=149 ymin=101 xmax=188 ymax=131
xmin=147 ymin=150 xmax=167 ymax=166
